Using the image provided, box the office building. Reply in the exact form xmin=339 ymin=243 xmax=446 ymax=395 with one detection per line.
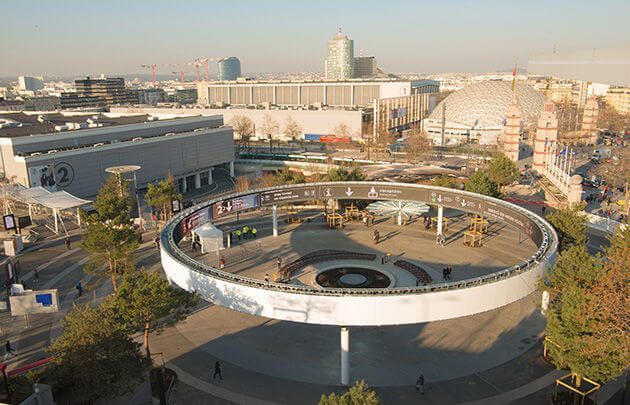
xmin=172 ymin=88 xmax=198 ymax=105
xmin=0 ymin=114 xmax=234 ymax=197
xmin=18 ymin=76 xmax=45 ymax=92
xmin=325 ymin=30 xmax=354 ymax=80
xmin=60 ymin=93 xmax=107 ymax=110
xmin=74 ymin=76 xmax=137 ymax=105
xmin=138 ymin=88 xmax=167 ymax=105
xmin=605 ymin=87 xmax=630 ymax=115
xmin=217 ymin=57 xmax=242 ymax=81
xmin=354 ymin=57 xmax=377 ymax=78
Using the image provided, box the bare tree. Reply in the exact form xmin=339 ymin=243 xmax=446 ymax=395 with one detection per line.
xmin=234 ymin=176 xmax=251 ymax=193
xmin=404 ymin=129 xmax=432 ymax=163
xmin=261 ymin=113 xmax=280 ymax=151
xmin=284 ymin=116 xmax=302 ymax=141
xmin=229 ymin=115 xmax=255 ymax=146
xmin=332 ymin=123 xmax=352 ymax=139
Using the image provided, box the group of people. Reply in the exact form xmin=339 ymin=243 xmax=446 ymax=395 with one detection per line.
xmin=362 ymin=213 xmax=375 ymax=227
xmin=234 ymin=226 xmax=258 ymax=241
xmin=422 ymin=215 xmax=432 ymax=230
xmin=436 ymin=233 xmax=446 ymax=246
xmin=442 ymin=266 xmax=453 ymax=281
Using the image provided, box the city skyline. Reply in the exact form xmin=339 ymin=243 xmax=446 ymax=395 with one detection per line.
xmin=1 ymin=0 xmax=629 ymax=77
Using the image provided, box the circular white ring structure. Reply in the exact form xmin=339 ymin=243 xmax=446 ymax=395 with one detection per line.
xmin=160 ymin=182 xmax=558 ymax=326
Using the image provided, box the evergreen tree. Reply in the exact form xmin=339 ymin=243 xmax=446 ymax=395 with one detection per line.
xmin=323 ymin=167 xmax=365 ymax=182
xmin=464 ymin=171 xmax=501 ymax=197
xmin=485 ymin=154 xmax=519 ymax=190
xmin=46 ymin=304 xmax=150 ymax=402
xmin=81 ymin=175 xmax=138 ymax=292
xmin=432 ymin=176 xmax=458 ymax=189
xmin=543 ymin=226 xmax=629 ymax=386
xmin=145 ymin=175 xmax=182 ymax=221
xmin=107 ymin=270 xmax=199 ymax=357
xmin=545 ymin=203 xmax=587 ymax=252
xmin=319 ymin=380 xmax=379 ymax=405
xmin=270 ymin=167 xmax=306 ymax=186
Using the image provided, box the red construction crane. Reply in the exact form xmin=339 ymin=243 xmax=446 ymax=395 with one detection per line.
xmin=140 ymin=64 xmax=157 ymax=87
xmin=189 ymin=57 xmax=226 ymax=82
xmin=172 ymin=71 xmax=186 ymax=85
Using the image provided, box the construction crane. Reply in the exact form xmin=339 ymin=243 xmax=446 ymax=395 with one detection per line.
xmin=189 ymin=57 xmax=226 ymax=82
xmin=140 ymin=64 xmax=157 ymax=87
xmin=172 ymin=71 xmax=186 ymax=85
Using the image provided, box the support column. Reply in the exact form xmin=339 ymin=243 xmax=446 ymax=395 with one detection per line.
xmin=53 ymin=208 xmax=58 ymax=234
xmin=76 ymin=207 xmax=81 ymax=226
xmin=229 ymin=161 xmax=235 ymax=177
xmin=208 ymin=168 xmax=213 ymax=185
xmin=181 ymin=177 xmax=188 ymax=193
xmin=272 ymin=205 xmax=278 ymax=237
xmin=437 ymin=205 xmax=444 ymax=236
xmin=397 ymin=201 xmax=403 ymax=226
xmin=340 ymin=327 xmax=350 ymax=385
xmin=194 ymin=173 xmax=201 ymax=189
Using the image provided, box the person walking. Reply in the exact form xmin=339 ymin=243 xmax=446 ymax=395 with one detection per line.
xmin=33 ymin=268 xmax=39 ymax=283
xmin=442 ymin=268 xmax=448 ymax=282
xmin=242 ymin=226 xmax=249 ymax=239
xmin=416 ymin=373 xmax=425 ymax=394
xmin=276 ymin=257 xmax=282 ymax=270
xmin=363 ymin=216 xmax=368 ymax=227
xmin=264 ymin=273 xmax=269 ymax=282
xmin=373 ymin=229 xmax=379 ymax=245
xmin=251 ymin=228 xmax=257 ymax=239
xmin=65 ymin=237 xmax=71 ymax=250
xmin=235 ymin=229 xmax=242 ymax=241
xmin=4 ymin=340 xmax=16 ymax=360
xmin=154 ymin=236 xmax=160 ymax=250
xmin=213 ymin=361 xmax=223 ymax=381
xmin=219 ymin=258 xmax=225 ymax=269
xmin=75 ymin=281 xmax=83 ymax=297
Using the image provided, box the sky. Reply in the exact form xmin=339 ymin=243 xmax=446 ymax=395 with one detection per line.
xmin=1 ymin=0 xmax=629 ymax=77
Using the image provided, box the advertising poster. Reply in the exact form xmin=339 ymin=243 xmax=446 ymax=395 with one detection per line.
xmin=28 ymin=165 xmax=57 ymax=191
xmin=212 ymin=194 xmax=260 ymax=219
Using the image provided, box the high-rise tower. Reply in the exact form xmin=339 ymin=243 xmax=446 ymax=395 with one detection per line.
xmin=218 ymin=57 xmax=242 ymax=81
xmin=325 ymin=29 xmax=354 ymax=80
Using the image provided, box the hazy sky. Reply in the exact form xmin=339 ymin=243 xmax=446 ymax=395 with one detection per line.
xmin=1 ymin=0 xmax=629 ymax=77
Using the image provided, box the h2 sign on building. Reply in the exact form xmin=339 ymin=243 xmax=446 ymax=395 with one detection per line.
xmin=28 ymin=162 xmax=75 ymax=191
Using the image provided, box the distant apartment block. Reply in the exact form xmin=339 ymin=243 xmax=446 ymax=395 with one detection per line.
xmin=354 ymin=57 xmax=377 ymax=78
xmin=18 ymin=76 xmax=44 ymax=91
xmin=325 ymin=30 xmax=354 ymax=80
xmin=605 ymin=87 xmax=630 ymax=115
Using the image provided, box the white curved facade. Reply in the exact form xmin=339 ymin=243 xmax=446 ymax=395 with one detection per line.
xmin=160 ymin=182 xmax=558 ymax=326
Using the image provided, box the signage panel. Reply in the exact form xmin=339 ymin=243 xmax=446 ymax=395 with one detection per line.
xmin=212 ymin=194 xmax=260 ymax=219
xmin=261 ymin=188 xmax=316 ymax=204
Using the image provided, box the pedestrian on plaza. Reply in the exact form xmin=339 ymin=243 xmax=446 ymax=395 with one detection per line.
xmin=235 ymin=229 xmax=242 ymax=241
xmin=219 ymin=258 xmax=225 ymax=269
xmin=154 ymin=236 xmax=160 ymax=249
xmin=442 ymin=268 xmax=448 ymax=282
xmin=243 ymin=226 xmax=249 ymax=239
xmin=191 ymin=240 xmax=197 ymax=252
xmin=4 ymin=340 xmax=16 ymax=360
xmin=276 ymin=257 xmax=282 ymax=270
xmin=541 ymin=205 xmax=546 ymax=215
xmin=251 ymin=228 xmax=257 ymax=239
xmin=416 ymin=373 xmax=424 ymax=394
xmin=75 ymin=281 xmax=83 ymax=297
xmin=448 ymin=267 xmax=453 ymax=280
xmin=363 ymin=216 xmax=368 ymax=227
xmin=264 ymin=273 xmax=269 ymax=283
xmin=373 ymin=229 xmax=379 ymax=245
xmin=213 ymin=361 xmax=223 ymax=381
xmin=65 ymin=237 xmax=71 ymax=250
xmin=33 ymin=269 xmax=39 ymax=283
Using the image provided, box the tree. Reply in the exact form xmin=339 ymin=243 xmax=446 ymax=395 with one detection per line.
xmin=46 ymin=304 xmax=150 ymax=402
xmin=432 ymin=176 xmax=457 ymax=189
xmin=464 ymin=171 xmax=500 ymax=198
xmin=319 ymin=380 xmax=379 ymax=405
xmin=323 ymin=167 xmax=365 ymax=182
xmin=332 ymin=123 xmax=352 ymax=139
xmin=404 ymin=130 xmax=432 ymax=163
xmin=261 ymin=113 xmax=279 ymax=150
xmin=284 ymin=116 xmax=302 ymax=140
xmin=543 ymin=226 xmax=629 ymax=386
xmin=229 ymin=114 xmax=255 ymax=145
xmin=81 ymin=175 xmax=139 ymax=292
xmin=234 ymin=175 xmax=252 ymax=192
xmin=545 ymin=202 xmax=587 ymax=252
xmin=268 ymin=167 xmax=306 ymax=186
xmin=107 ymin=270 xmax=199 ymax=357
xmin=145 ymin=175 xmax=182 ymax=221
xmin=485 ymin=154 xmax=519 ymax=190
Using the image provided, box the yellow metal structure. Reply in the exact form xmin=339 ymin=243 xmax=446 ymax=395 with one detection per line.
xmin=463 ymin=230 xmax=483 ymax=247
xmin=554 ymin=373 xmax=601 ymax=405
xmin=326 ymin=213 xmax=344 ymax=228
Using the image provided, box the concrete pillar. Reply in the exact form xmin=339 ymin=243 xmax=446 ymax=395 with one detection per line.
xmin=533 ymin=102 xmax=558 ymax=174
xmin=76 ymin=207 xmax=81 ymax=226
xmin=397 ymin=201 xmax=403 ymax=226
xmin=567 ymin=175 xmax=584 ymax=205
xmin=437 ymin=205 xmax=444 ymax=236
xmin=194 ymin=173 xmax=201 ymax=189
xmin=53 ymin=208 xmax=58 ymax=234
xmin=272 ymin=205 xmax=278 ymax=237
xmin=340 ymin=327 xmax=350 ymax=385
xmin=181 ymin=177 xmax=188 ymax=193
xmin=208 ymin=169 xmax=213 ymax=185
xmin=541 ymin=290 xmax=550 ymax=315
xmin=229 ymin=161 xmax=235 ymax=177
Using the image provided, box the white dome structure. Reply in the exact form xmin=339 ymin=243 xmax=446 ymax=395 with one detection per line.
xmin=423 ymin=81 xmax=546 ymax=146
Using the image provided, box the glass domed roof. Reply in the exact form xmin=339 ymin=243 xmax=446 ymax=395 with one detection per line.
xmin=429 ymin=81 xmax=546 ymax=129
